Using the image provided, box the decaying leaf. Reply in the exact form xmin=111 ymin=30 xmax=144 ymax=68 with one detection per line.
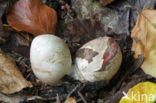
xmin=131 ymin=9 xmax=156 ymax=78
xmin=65 ymin=97 xmax=76 ymax=103
xmin=0 ymin=49 xmax=32 ymax=94
xmin=1 ymin=32 xmax=32 ymax=57
xmin=120 ymin=82 xmax=156 ymax=103
xmin=100 ymin=0 xmax=115 ymax=6
xmin=63 ymin=18 xmax=114 ymax=46
xmin=0 ymin=1 xmax=8 ymax=44
xmin=0 ymin=1 xmax=7 ymax=30
xmin=7 ymin=0 xmax=57 ymax=36
xmin=71 ymin=0 xmax=129 ymax=34
xmin=63 ymin=18 xmax=116 ymax=57
xmin=0 ymin=93 xmax=42 ymax=103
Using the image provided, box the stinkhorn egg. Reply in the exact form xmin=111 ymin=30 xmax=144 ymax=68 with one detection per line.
xmin=30 ymin=34 xmax=72 ymax=85
xmin=71 ymin=37 xmax=122 ymax=82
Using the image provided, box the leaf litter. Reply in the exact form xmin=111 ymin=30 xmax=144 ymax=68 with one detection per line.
xmin=0 ymin=0 xmax=156 ymax=103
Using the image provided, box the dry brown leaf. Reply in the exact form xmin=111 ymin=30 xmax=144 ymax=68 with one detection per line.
xmin=65 ymin=97 xmax=76 ymax=103
xmin=131 ymin=9 xmax=156 ymax=78
xmin=0 ymin=49 xmax=32 ymax=94
xmin=7 ymin=0 xmax=57 ymax=36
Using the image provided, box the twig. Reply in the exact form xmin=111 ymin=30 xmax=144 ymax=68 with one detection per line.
xmin=56 ymin=94 xmax=61 ymax=103
xmin=143 ymin=0 xmax=153 ymax=10
xmin=76 ymin=98 xmax=82 ymax=103
xmin=111 ymin=55 xmax=144 ymax=94
xmin=66 ymin=83 xmax=80 ymax=99
xmin=42 ymin=97 xmax=56 ymax=101
xmin=124 ymin=4 xmax=155 ymax=28
xmin=124 ymin=5 xmax=142 ymax=14
xmin=137 ymin=0 xmax=141 ymax=10
xmin=0 ymin=37 xmax=6 ymax=42
xmin=0 ymin=93 xmax=43 ymax=103
xmin=26 ymin=71 xmax=32 ymax=79
xmin=77 ymin=91 xmax=87 ymax=103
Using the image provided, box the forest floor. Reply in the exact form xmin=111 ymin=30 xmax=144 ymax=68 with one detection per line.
xmin=0 ymin=0 xmax=156 ymax=103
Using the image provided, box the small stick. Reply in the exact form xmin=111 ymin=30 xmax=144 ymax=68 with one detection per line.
xmin=27 ymin=68 xmax=32 ymax=73
xmin=66 ymin=84 xmax=80 ymax=98
xmin=143 ymin=0 xmax=152 ymax=9
xmin=137 ymin=0 xmax=141 ymax=10
xmin=56 ymin=94 xmax=61 ymax=103
xmin=26 ymin=71 xmax=32 ymax=79
xmin=77 ymin=91 xmax=87 ymax=103
xmin=42 ymin=97 xmax=56 ymax=101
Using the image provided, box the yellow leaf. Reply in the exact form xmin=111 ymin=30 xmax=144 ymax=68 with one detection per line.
xmin=131 ymin=9 xmax=156 ymax=77
xmin=120 ymin=82 xmax=156 ymax=103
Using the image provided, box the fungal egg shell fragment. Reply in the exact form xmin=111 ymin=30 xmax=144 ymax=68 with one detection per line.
xmin=74 ymin=37 xmax=122 ymax=82
xmin=30 ymin=34 xmax=72 ymax=84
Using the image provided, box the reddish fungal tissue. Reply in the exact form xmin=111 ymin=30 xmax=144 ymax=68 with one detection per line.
xmin=97 ymin=38 xmax=118 ymax=72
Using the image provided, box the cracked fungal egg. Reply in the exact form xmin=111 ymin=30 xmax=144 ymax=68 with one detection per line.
xmin=72 ymin=37 xmax=122 ymax=82
xmin=30 ymin=34 xmax=72 ymax=85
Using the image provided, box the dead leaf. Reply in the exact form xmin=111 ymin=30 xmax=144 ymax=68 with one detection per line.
xmin=7 ymin=0 xmax=57 ymax=36
xmin=71 ymin=0 xmax=129 ymax=34
xmin=65 ymin=97 xmax=76 ymax=103
xmin=63 ymin=18 xmax=116 ymax=58
xmin=120 ymin=81 xmax=156 ymax=103
xmin=2 ymin=33 xmax=32 ymax=57
xmin=0 ymin=93 xmax=42 ymax=103
xmin=0 ymin=1 xmax=7 ymax=30
xmin=131 ymin=9 xmax=156 ymax=78
xmin=0 ymin=49 xmax=32 ymax=94
xmin=100 ymin=0 xmax=115 ymax=6
xmin=63 ymin=18 xmax=114 ymax=46
xmin=0 ymin=1 xmax=8 ymax=44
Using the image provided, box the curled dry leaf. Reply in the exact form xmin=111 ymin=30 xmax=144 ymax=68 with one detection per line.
xmin=131 ymin=9 xmax=156 ymax=78
xmin=0 ymin=49 xmax=32 ymax=94
xmin=7 ymin=0 xmax=57 ymax=36
xmin=120 ymin=82 xmax=156 ymax=103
